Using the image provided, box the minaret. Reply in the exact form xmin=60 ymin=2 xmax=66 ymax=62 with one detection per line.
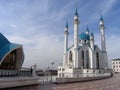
xmin=99 ymin=15 xmax=108 ymax=68
xmin=90 ymin=33 xmax=94 ymax=50
xmin=99 ymin=15 xmax=106 ymax=51
xmin=90 ymin=33 xmax=94 ymax=69
xmin=73 ymin=8 xmax=79 ymax=68
xmin=74 ymin=8 xmax=79 ymax=49
xmin=63 ymin=22 xmax=69 ymax=66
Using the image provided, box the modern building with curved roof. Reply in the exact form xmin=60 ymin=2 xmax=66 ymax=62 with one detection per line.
xmin=0 ymin=33 xmax=24 ymax=70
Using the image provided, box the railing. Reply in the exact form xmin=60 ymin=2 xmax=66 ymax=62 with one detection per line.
xmin=58 ymin=72 xmax=112 ymax=78
xmin=58 ymin=69 xmax=112 ymax=78
xmin=0 ymin=69 xmax=33 ymax=77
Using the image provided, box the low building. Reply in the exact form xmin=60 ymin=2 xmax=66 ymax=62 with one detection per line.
xmin=112 ymin=58 xmax=120 ymax=73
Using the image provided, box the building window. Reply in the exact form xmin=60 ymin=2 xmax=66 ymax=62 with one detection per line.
xmin=62 ymin=73 xmax=64 ymax=77
xmin=96 ymin=52 xmax=99 ymax=69
xmin=87 ymin=70 xmax=89 ymax=73
xmin=69 ymin=51 xmax=72 ymax=62
xmin=62 ymin=68 xmax=65 ymax=71
xmin=81 ymin=50 xmax=84 ymax=68
xmin=86 ymin=50 xmax=89 ymax=68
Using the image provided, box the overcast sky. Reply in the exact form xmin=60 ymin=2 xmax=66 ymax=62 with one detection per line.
xmin=0 ymin=0 xmax=120 ymax=69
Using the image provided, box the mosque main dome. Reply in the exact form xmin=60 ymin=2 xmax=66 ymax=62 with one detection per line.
xmin=79 ymin=32 xmax=90 ymax=40
xmin=0 ymin=33 xmax=24 ymax=70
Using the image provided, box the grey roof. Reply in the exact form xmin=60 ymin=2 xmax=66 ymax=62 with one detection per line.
xmin=112 ymin=58 xmax=120 ymax=61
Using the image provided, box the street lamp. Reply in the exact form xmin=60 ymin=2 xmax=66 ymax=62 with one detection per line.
xmin=50 ymin=61 xmax=54 ymax=82
xmin=46 ymin=66 xmax=50 ymax=83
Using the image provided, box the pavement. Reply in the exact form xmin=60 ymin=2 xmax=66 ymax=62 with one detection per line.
xmin=5 ymin=73 xmax=120 ymax=90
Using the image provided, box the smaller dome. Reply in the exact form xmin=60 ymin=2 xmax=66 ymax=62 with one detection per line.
xmin=79 ymin=33 xmax=90 ymax=40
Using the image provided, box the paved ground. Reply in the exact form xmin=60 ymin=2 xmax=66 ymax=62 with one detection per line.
xmin=6 ymin=74 xmax=120 ymax=90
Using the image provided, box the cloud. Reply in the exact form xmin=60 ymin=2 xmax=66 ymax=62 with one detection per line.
xmin=22 ymin=33 xmax=64 ymax=69
xmin=102 ymin=0 xmax=117 ymax=15
xmin=0 ymin=0 xmax=119 ymax=69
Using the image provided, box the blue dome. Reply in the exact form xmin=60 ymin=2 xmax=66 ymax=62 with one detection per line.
xmin=79 ymin=33 xmax=90 ymax=40
xmin=0 ymin=33 xmax=24 ymax=69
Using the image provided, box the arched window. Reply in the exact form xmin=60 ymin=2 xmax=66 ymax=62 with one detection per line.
xmin=69 ymin=51 xmax=72 ymax=62
xmin=81 ymin=50 xmax=84 ymax=68
xmin=96 ymin=52 xmax=99 ymax=69
xmin=86 ymin=50 xmax=89 ymax=68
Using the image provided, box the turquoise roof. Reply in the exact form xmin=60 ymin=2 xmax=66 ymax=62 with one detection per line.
xmin=79 ymin=33 xmax=90 ymax=40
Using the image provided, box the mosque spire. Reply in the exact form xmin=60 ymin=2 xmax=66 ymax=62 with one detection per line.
xmin=90 ymin=32 xmax=94 ymax=49
xmin=65 ymin=21 xmax=68 ymax=28
xmin=99 ymin=15 xmax=108 ymax=68
xmin=86 ymin=25 xmax=89 ymax=35
xmin=73 ymin=8 xmax=79 ymax=68
xmin=99 ymin=15 xmax=106 ymax=51
xmin=100 ymin=14 xmax=104 ymax=21
xmin=63 ymin=21 xmax=69 ymax=66
xmin=75 ymin=8 xmax=78 ymax=16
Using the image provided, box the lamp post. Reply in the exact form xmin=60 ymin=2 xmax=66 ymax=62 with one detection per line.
xmin=50 ymin=61 xmax=54 ymax=82
xmin=46 ymin=66 xmax=50 ymax=83
xmin=43 ymin=69 xmax=45 ymax=84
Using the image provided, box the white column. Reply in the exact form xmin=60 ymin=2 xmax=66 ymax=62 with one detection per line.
xmin=101 ymin=28 xmax=106 ymax=51
xmin=74 ymin=15 xmax=79 ymax=49
xmin=99 ymin=18 xmax=106 ymax=51
xmin=63 ymin=23 xmax=69 ymax=66
xmin=73 ymin=9 xmax=79 ymax=68
xmin=90 ymin=33 xmax=94 ymax=51
xmin=99 ymin=16 xmax=108 ymax=68
xmin=90 ymin=34 xmax=94 ymax=69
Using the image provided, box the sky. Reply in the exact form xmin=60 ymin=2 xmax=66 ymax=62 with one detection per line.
xmin=0 ymin=0 xmax=120 ymax=69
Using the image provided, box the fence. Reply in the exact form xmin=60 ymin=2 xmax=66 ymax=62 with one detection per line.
xmin=0 ymin=69 xmax=32 ymax=77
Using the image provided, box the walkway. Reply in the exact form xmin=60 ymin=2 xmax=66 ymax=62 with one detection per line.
xmin=5 ymin=73 xmax=120 ymax=90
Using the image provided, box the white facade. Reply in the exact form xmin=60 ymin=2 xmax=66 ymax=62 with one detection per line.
xmin=112 ymin=59 xmax=120 ymax=73
xmin=58 ymin=9 xmax=108 ymax=78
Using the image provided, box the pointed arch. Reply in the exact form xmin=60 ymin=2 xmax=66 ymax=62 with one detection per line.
xmin=69 ymin=51 xmax=72 ymax=62
xmin=96 ymin=52 xmax=99 ymax=69
xmin=86 ymin=50 xmax=89 ymax=68
xmin=81 ymin=50 xmax=84 ymax=68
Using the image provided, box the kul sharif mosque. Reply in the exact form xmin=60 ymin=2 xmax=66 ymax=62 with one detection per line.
xmin=57 ymin=8 xmax=109 ymax=78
